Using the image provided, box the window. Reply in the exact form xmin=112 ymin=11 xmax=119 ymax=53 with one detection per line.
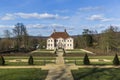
xmin=68 ymin=40 xmax=69 ymax=42
xmin=67 ymin=44 xmax=69 ymax=46
xmin=51 ymin=40 xmax=52 ymax=42
xmin=48 ymin=44 xmax=50 ymax=46
xmin=70 ymin=44 xmax=72 ymax=46
xmin=51 ymin=44 xmax=52 ymax=46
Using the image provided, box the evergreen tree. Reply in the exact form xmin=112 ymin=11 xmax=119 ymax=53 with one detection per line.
xmin=82 ymin=29 xmax=94 ymax=47
xmin=0 ymin=56 xmax=5 ymax=65
xmin=83 ymin=54 xmax=90 ymax=65
xmin=63 ymin=48 xmax=66 ymax=56
xmin=113 ymin=54 xmax=119 ymax=65
xmin=28 ymin=55 xmax=34 ymax=65
xmin=54 ymin=50 xmax=57 ymax=55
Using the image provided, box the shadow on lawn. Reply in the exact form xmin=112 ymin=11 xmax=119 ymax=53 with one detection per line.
xmin=72 ymin=68 xmax=119 ymax=80
xmin=50 ymin=65 xmax=72 ymax=80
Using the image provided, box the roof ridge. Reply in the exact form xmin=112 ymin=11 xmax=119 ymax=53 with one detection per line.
xmin=49 ymin=31 xmax=70 ymax=39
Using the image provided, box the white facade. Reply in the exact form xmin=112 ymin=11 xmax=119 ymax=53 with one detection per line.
xmin=47 ymin=38 xmax=55 ymax=50
xmin=47 ymin=37 xmax=74 ymax=50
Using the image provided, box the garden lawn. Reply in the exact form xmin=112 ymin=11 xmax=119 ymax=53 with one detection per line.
xmin=4 ymin=56 xmax=56 ymax=60
xmin=66 ymin=49 xmax=87 ymax=54
xmin=65 ymin=56 xmax=114 ymax=60
xmin=4 ymin=56 xmax=56 ymax=66
xmin=0 ymin=68 xmax=48 ymax=80
xmin=72 ymin=68 xmax=120 ymax=80
xmin=65 ymin=56 xmax=114 ymax=65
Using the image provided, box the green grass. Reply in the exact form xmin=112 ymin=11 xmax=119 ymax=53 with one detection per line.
xmin=65 ymin=49 xmax=88 ymax=54
xmin=36 ymin=49 xmax=54 ymax=51
xmin=72 ymin=68 xmax=120 ymax=80
xmin=5 ymin=61 xmax=46 ymax=66
xmin=5 ymin=56 xmax=56 ymax=60
xmin=30 ymin=49 xmax=55 ymax=56
xmin=65 ymin=56 xmax=114 ymax=65
xmin=65 ymin=56 xmax=114 ymax=60
xmin=31 ymin=52 xmax=53 ymax=54
xmin=90 ymin=56 xmax=114 ymax=59
xmin=5 ymin=60 xmax=55 ymax=66
xmin=4 ymin=56 xmax=28 ymax=60
xmin=65 ymin=57 xmax=83 ymax=60
xmin=0 ymin=68 xmax=48 ymax=80
xmin=66 ymin=49 xmax=83 ymax=51
xmin=4 ymin=56 xmax=56 ymax=66
xmin=31 ymin=51 xmax=56 ymax=56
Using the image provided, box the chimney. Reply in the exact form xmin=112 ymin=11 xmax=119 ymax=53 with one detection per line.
xmin=54 ymin=29 xmax=56 ymax=33
xmin=64 ymin=29 xmax=66 ymax=32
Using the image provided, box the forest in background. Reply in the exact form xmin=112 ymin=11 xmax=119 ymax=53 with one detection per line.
xmin=0 ymin=23 xmax=120 ymax=54
xmin=0 ymin=23 xmax=46 ymax=53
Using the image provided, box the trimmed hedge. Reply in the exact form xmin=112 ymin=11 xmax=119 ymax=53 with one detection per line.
xmin=0 ymin=56 xmax=5 ymax=65
xmin=113 ymin=54 xmax=119 ymax=65
xmin=83 ymin=54 xmax=90 ymax=65
xmin=28 ymin=55 xmax=34 ymax=65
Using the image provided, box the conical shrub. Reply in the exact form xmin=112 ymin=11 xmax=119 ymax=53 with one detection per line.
xmin=63 ymin=48 xmax=66 ymax=56
xmin=83 ymin=53 xmax=90 ymax=65
xmin=113 ymin=54 xmax=119 ymax=65
xmin=28 ymin=55 xmax=34 ymax=65
xmin=0 ymin=56 xmax=5 ymax=65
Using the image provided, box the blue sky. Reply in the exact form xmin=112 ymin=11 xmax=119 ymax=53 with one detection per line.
xmin=0 ymin=0 xmax=120 ymax=37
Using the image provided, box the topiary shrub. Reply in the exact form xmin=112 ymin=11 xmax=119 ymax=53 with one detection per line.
xmin=113 ymin=54 xmax=119 ymax=65
xmin=54 ymin=51 xmax=57 ymax=54
xmin=28 ymin=55 xmax=34 ymax=65
xmin=0 ymin=56 xmax=5 ymax=65
xmin=63 ymin=48 xmax=66 ymax=56
xmin=83 ymin=53 xmax=90 ymax=65
xmin=54 ymin=49 xmax=57 ymax=55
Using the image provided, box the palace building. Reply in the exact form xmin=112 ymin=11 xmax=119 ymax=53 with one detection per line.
xmin=47 ymin=29 xmax=74 ymax=50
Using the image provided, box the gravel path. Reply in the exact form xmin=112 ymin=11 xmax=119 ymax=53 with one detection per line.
xmin=80 ymin=49 xmax=94 ymax=54
xmin=45 ymin=50 xmax=74 ymax=80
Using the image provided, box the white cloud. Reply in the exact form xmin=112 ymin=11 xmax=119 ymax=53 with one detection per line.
xmin=50 ymin=24 xmax=74 ymax=30
xmin=26 ymin=24 xmax=48 ymax=29
xmin=0 ymin=25 xmax=14 ymax=28
xmin=25 ymin=23 xmax=74 ymax=32
xmin=54 ymin=10 xmax=69 ymax=13
xmin=0 ymin=12 xmax=69 ymax=20
xmin=26 ymin=23 xmax=69 ymax=29
xmin=1 ymin=14 xmax=15 ymax=20
xmin=15 ymin=13 xmax=58 ymax=19
xmin=50 ymin=24 xmax=65 ymax=28
xmin=87 ymin=14 xmax=113 ymax=22
xmin=79 ymin=6 xmax=103 ymax=11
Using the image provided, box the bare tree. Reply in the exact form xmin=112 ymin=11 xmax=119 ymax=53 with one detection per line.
xmin=99 ymin=26 xmax=118 ymax=53
xmin=13 ymin=23 xmax=29 ymax=51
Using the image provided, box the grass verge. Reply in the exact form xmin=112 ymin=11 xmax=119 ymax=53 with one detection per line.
xmin=72 ymin=68 xmax=120 ymax=80
xmin=0 ymin=68 xmax=48 ymax=80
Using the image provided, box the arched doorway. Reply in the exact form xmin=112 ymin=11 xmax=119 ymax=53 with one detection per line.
xmin=57 ymin=42 xmax=63 ymax=49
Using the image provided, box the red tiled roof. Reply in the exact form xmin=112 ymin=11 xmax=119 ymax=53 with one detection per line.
xmin=50 ymin=32 xmax=70 ymax=39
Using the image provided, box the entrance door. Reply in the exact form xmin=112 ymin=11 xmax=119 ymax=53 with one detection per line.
xmin=57 ymin=42 xmax=63 ymax=49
